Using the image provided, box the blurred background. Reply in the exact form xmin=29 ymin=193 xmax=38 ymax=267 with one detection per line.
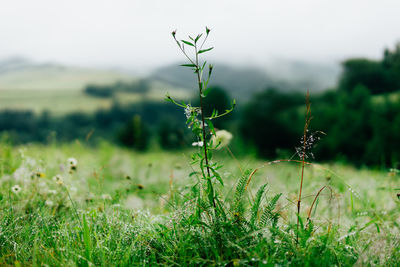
xmin=1 ymin=0 xmax=400 ymax=167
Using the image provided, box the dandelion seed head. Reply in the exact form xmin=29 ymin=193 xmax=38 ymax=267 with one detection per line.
xmin=68 ymin=158 xmax=78 ymax=166
xmin=210 ymin=130 xmax=233 ymax=149
xmin=11 ymin=185 xmax=21 ymax=194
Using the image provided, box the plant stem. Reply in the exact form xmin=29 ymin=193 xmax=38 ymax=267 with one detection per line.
xmin=195 ymin=44 xmax=216 ymax=212
xmin=297 ymin=91 xmax=311 ymax=243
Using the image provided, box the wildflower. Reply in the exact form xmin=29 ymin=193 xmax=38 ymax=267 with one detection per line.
xmin=192 ymin=141 xmax=204 ymax=147
xmin=11 ymin=185 xmax=22 ymax=194
xmin=184 ymin=105 xmax=192 ymax=119
xmin=31 ymin=172 xmax=46 ymax=179
xmin=48 ymin=189 xmax=57 ymax=195
xmin=68 ymin=158 xmax=78 ymax=166
xmin=67 ymin=157 xmax=78 ymax=172
xmin=210 ymin=129 xmax=233 ymax=149
xmin=53 ymin=174 xmax=63 ymax=185
xmin=45 ymin=199 xmax=54 ymax=207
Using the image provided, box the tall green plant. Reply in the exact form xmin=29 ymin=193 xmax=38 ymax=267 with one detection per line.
xmin=166 ymin=27 xmax=235 ymax=220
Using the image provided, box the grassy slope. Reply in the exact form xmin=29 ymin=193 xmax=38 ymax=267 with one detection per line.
xmin=0 ymin=66 xmax=191 ymax=115
xmin=0 ymin=143 xmax=399 ymax=265
xmin=0 ymin=66 xmax=134 ymax=91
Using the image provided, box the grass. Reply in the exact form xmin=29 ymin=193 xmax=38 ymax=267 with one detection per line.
xmin=0 ymin=65 xmax=133 ymax=91
xmin=0 ymin=81 xmax=191 ymax=116
xmin=0 ymin=142 xmax=399 ymax=266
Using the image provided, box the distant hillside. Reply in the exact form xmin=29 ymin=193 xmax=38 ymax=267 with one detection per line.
xmin=150 ymin=61 xmax=340 ymax=100
xmin=0 ymin=57 xmax=134 ymax=90
xmin=0 ymin=57 xmax=191 ymax=115
xmin=265 ymin=59 xmax=340 ymax=91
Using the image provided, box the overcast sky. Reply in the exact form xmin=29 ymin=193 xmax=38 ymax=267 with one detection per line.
xmin=1 ymin=0 xmax=399 ymax=71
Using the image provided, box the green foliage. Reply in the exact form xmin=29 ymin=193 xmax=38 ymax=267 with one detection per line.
xmin=192 ymin=85 xmax=233 ymax=128
xmin=339 ymin=58 xmax=391 ymax=94
xmin=240 ymin=88 xmax=304 ymax=158
xmin=84 ymin=79 xmax=150 ymax=98
xmin=233 ymin=169 xmax=251 ymax=216
xmin=339 ymin=43 xmax=400 ymax=94
xmin=2 ymin=28 xmax=400 ymax=267
xmin=118 ymin=115 xmax=149 ymax=150
xmin=0 ymin=143 xmax=398 ymax=266
xmin=157 ymin=117 xmax=187 ymax=149
xmin=312 ymin=86 xmax=400 ymax=166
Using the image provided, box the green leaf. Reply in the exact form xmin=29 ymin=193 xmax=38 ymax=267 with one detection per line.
xmin=181 ymin=40 xmax=194 ymax=47
xmin=180 ymin=64 xmax=196 ymax=68
xmin=195 ymin=34 xmax=203 ymax=43
xmin=82 ymin=214 xmax=92 ymax=262
xmin=198 ymin=47 xmax=214 ymax=54
xmin=250 ymin=184 xmax=267 ymax=227
xmin=203 ymin=86 xmax=212 ymax=97
xmin=189 ymin=171 xmax=198 ymax=177
xmin=201 ymin=61 xmax=207 ymax=71
xmin=211 ymin=168 xmax=224 ymax=186
xmin=206 ymin=119 xmax=216 ymax=136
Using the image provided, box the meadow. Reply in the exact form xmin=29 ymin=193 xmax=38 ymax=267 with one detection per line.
xmin=1 ymin=29 xmax=400 ymax=266
xmin=0 ymin=142 xmax=399 ymax=266
xmin=0 ymin=80 xmax=190 ymax=116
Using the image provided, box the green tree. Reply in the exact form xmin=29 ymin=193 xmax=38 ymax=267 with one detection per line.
xmin=118 ymin=115 xmax=149 ymax=150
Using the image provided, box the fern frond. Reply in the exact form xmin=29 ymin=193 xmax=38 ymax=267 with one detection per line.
xmin=260 ymin=193 xmax=282 ymax=227
xmin=233 ymin=169 xmax=252 ymax=216
xmin=250 ymin=184 xmax=267 ymax=228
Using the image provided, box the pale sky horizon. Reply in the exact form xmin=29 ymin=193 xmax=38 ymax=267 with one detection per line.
xmin=1 ymin=0 xmax=400 ymax=71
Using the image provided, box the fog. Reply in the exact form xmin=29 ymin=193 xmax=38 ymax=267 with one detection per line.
xmin=1 ymin=0 xmax=399 ymax=71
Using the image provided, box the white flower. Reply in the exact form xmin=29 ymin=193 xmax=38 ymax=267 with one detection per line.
xmin=68 ymin=158 xmax=78 ymax=173
xmin=192 ymin=141 xmax=204 ymax=147
xmin=11 ymin=185 xmax=22 ymax=194
xmin=184 ymin=105 xmax=192 ymax=119
xmin=53 ymin=175 xmax=63 ymax=185
xmin=68 ymin=158 xmax=78 ymax=166
xmin=210 ymin=130 xmax=233 ymax=149
xmin=45 ymin=199 xmax=54 ymax=207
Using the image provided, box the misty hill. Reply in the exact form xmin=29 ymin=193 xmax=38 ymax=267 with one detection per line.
xmin=0 ymin=57 xmax=134 ymax=90
xmin=150 ymin=61 xmax=340 ymax=100
xmin=265 ymin=59 xmax=340 ymax=92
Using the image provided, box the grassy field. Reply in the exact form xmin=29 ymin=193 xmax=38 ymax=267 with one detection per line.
xmin=0 ymin=81 xmax=191 ymax=116
xmin=0 ymin=65 xmax=134 ymax=91
xmin=0 ymin=142 xmax=399 ymax=266
xmin=0 ymin=63 xmax=192 ymax=115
